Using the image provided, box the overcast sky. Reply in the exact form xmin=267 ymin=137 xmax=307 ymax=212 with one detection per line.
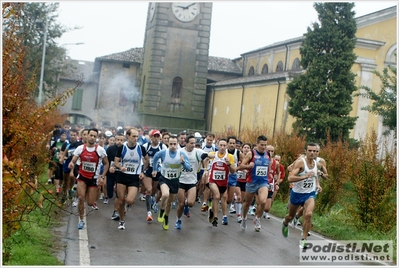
xmin=55 ymin=1 xmax=397 ymax=62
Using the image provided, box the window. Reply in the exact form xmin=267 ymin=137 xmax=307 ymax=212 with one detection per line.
xmin=172 ymin=77 xmax=182 ymax=99
xmin=261 ymin=64 xmax=268 ymax=74
xmin=248 ymin=66 xmax=255 ymax=76
xmin=292 ymin=58 xmax=301 ymax=70
xmin=71 ymin=88 xmax=83 ymax=110
xmin=122 ymin=63 xmax=130 ymax=68
xmin=276 ymin=61 xmax=284 ymax=72
xmin=67 ymin=113 xmax=92 ymax=127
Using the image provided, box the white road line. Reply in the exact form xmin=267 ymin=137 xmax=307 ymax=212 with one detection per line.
xmin=79 ymin=207 xmax=90 ymax=266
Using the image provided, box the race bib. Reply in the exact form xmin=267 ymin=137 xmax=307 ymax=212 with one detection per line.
xmin=165 ymin=168 xmax=179 ymax=179
xmin=213 ymin=170 xmax=226 ymax=180
xmin=124 ymin=162 xmax=137 ymax=173
xmin=82 ymin=161 xmax=96 ymax=172
xmin=255 ymin=166 xmax=268 ymax=176
xmin=303 ymin=179 xmax=314 ymax=189
xmin=237 ymin=171 xmax=246 ymax=180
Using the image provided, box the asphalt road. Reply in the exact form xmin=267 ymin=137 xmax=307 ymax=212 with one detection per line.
xmin=58 ymin=195 xmax=386 ymax=266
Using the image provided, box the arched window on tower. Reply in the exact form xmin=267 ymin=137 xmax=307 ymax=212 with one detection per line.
xmin=261 ymin=64 xmax=268 ymax=74
xmin=292 ymin=58 xmax=301 ymax=70
xmin=248 ymin=66 xmax=255 ymax=76
xmin=171 ymin=77 xmax=182 ymax=112
xmin=276 ymin=61 xmax=284 ymax=72
xmin=172 ymin=77 xmax=182 ymax=99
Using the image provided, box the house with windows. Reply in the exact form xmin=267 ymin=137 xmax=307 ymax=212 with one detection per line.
xmin=58 ymin=5 xmax=396 ymax=146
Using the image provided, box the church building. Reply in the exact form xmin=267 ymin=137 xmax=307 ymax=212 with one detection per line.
xmin=57 ymin=3 xmax=396 ymax=143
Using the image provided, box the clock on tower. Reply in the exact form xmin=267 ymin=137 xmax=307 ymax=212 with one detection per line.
xmin=138 ymin=2 xmax=213 ymax=130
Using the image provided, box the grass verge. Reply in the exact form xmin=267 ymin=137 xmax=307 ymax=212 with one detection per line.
xmin=2 ymin=208 xmax=63 ymax=265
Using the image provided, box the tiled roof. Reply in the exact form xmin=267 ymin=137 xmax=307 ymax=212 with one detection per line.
xmin=241 ymin=36 xmax=304 ymax=56
xmin=95 ymin=47 xmax=144 ymax=63
xmin=209 ymin=71 xmax=302 ymax=87
xmin=95 ymin=48 xmax=242 ymax=74
xmin=60 ymin=59 xmax=95 ymax=82
xmin=208 ymin=56 xmax=242 ymax=74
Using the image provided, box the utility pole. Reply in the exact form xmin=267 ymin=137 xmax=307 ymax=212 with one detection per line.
xmin=37 ymin=18 xmax=48 ymax=105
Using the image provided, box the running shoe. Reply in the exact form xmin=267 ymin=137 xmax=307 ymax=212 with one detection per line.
xmin=212 ymin=217 xmax=218 ymax=227
xmin=175 ymin=219 xmax=182 ymax=229
xmin=91 ymin=202 xmax=99 ymax=210
xmin=240 ymin=218 xmax=247 ymax=231
xmin=152 ymin=203 xmax=159 ymax=213
xmin=248 ymin=206 xmax=255 ymax=216
xmin=282 ymin=220 xmax=289 ymax=237
xmin=140 ymin=193 xmax=146 ymax=201
xmin=299 ymin=238 xmax=309 ymax=249
xmin=99 ymin=193 xmax=104 ymax=200
xmin=103 ymin=197 xmax=109 ymax=204
xmin=201 ymin=204 xmax=208 ymax=212
xmin=56 ymin=186 xmax=62 ymax=194
xmin=196 ymin=196 xmax=201 ymax=203
xmin=262 ymin=212 xmax=270 ymax=219
xmin=46 ymin=179 xmax=52 ymax=185
xmin=208 ymin=207 xmax=214 ymax=223
xmin=222 ymin=216 xmax=228 ymax=225
xmin=118 ymin=221 xmax=125 ymax=230
xmin=237 ymin=215 xmax=242 ymax=223
xmin=77 ymin=220 xmax=85 ymax=230
xmin=147 ymin=211 xmax=153 ymax=222
xmin=254 ymin=217 xmax=261 ymax=232
xmin=162 ymin=215 xmax=169 ymax=230
xmin=111 ymin=210 xmax=120 ymax=220
xmin=229 ymin=205 xmax=236 ymax=214
xmin=158 ymin=210 xmax=165 ymax=223
xmin=183 ymin=204 xmax=190 ymax=217
xmin=172 ymin=202 xmax=176 ymax=209
xmin=72 ymin=197 xmax=78 ymax=207
xmin=292 ymin=215 xmax=299 ymax=228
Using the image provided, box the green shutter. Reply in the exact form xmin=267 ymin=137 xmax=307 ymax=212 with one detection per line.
xmin=72 ymin=88 xmax=83 ymax=110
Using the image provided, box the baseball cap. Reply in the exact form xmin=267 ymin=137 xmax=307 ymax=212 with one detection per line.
xmin=195 ymin=137 xmax=202 ymax=146
xmin=105 ymin=131 xmax=112 ymax=137
xmin=150 ymin=129 xmax=161 ymax=136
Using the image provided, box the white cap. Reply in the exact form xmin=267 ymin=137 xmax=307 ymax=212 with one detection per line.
xmin=105 ymin=131 xmax=112 ymax=137
xmin=194 ymin=132 xmax=201 ymax=138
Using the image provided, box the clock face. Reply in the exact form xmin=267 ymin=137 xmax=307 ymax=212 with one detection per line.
xmin=149 ymin=2 xmax=156 ymax=22
xmin=172 ymin=2 xmax=200 ymax=22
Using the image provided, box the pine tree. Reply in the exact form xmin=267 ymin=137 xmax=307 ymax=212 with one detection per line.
xmin=287 ymin=2 xmax=358 ymax=143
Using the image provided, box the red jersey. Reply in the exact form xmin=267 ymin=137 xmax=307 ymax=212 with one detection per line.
xmin=209 ymin=151 xmax=231 ymax=187
xmin=78 ymin=144 xmax=100 ymax=179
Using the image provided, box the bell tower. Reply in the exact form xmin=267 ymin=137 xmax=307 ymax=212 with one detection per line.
xmin=137 ymin=2 xmax=213 ymax=130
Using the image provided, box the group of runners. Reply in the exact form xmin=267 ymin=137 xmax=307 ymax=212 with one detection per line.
xmin=46 ymin=122 xmax=328 ymax=248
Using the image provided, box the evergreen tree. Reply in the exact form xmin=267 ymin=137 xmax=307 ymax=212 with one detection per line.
xmin=287 ymin=2 xmax=358 ymax=143
xmin=2 ymin=3 xmax=79 ymax=101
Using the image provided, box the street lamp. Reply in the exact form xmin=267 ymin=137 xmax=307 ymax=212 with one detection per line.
xmin=61 ymin=42 xmax=85 ymax=60
xmin=37 ymin=18 xmax=48 ymax=105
